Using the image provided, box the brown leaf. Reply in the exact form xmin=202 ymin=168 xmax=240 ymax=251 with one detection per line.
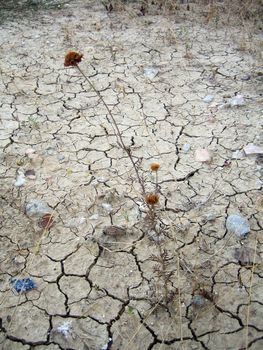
xmin=38 ymin=214 xmax=54 ymax=229
xmin=103 ymin=225 xmax=126 ymax=236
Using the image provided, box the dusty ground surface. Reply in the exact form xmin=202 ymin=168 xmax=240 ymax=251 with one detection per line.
xmin=0 ymin=1 xmax=263 ymax=349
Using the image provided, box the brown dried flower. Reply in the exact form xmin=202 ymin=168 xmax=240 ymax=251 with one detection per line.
xmin=64 ymin=51 xmax=83 ymax=67
xmin=150 ymin=163 xmax=160 ymax=172
xmin=145 ymin=193 xmax=159 ymax=206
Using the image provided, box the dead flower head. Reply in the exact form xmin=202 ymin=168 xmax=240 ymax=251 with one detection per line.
xmin=64 ymin=51 xmax=83 ymax=67
xmin=150 ymin=163 xmax=160 ymax=172
xmin=145 ymin=193 xmax=159 ymax=206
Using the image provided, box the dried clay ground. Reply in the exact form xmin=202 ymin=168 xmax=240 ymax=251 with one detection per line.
xmin=0 ymin=1 xmax=263 ymax=349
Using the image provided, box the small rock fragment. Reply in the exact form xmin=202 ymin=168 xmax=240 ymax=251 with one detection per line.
xmin=89 ymin=213 xmax=99 ymax=220
xmin=25 ymin=200 xmax=52 ymax=218
xmin=101 ymin=203 xmax=112 ymax=213
xmin=192 ymin=294 xmax=206 ymax=307
xmin=56 ymin=321 xmax=72 ymax=338
xmin=10 ymin=278 xmax=36 ymax=293
xmin=226 ymin=214 xmax=250 ymax=237
xmin=203 ymin=213 xmax=216 ymax=222
xmin=14 ymin=172 xmax=25 ymax=187
xmin=195 ymin=148 xmax=212 ymax=163
xmin=57 ymin=154 xmax=65 ymax=162
xmin=25 ymin=169 xmax=36 ymax=180
xmin=182 ymin=143 xmax=190 ymax=153
xmin=241 ymin=75 xmax=251 ymax=81
xmin=203 ymin=94 xmax=214 ymax=103
xmin=243 ymin=143 xmax=263 ymax=156
xmin=229 ymin=94 xmax=245 ymax=107
xmin=144 ymin=67 xmax=159 ymax=79
xmin=13 ymin=256 xmax=26 ymax=265
xmin=96 ymin=177 xmax=108 ymax=183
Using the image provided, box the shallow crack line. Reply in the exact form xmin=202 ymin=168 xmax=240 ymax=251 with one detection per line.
xmin=214 ymin=304 xmax=244 ymax=328
xmin=56 ymin=261 xmax=69 ymax=315
xmin=247 ymin=335 xmax=263 ymax=349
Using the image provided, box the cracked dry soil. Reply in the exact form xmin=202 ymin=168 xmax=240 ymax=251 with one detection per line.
xmin=0 ymin=1 xmax=263 ymax=349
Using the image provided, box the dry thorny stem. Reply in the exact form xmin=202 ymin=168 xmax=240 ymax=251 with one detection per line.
xmin=75 ymin=64 xmax=146 ymax=196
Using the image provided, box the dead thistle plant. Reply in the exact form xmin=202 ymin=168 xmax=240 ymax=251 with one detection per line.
xmin=64 ymin=52 xmax=176 ymax=307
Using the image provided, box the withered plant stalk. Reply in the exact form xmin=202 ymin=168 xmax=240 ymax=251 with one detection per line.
xmin=75 ymin=64 xmax=146 ymax=195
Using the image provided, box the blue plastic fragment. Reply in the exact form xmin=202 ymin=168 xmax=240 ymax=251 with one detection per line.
xmin=10 ymin=278 xmax=36 ymax=293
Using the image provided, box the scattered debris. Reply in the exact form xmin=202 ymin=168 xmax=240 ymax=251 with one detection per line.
xmin=25 ymin=169 xmax=36 ymax=180
xmin=14 ymin=171 xmax=25 ymax=187
xmin=143 ymin=67 xmax=159 ymax=79
xmin=25 ymin=200 xmax=52 ymax=218
xmin=203 ymin=94 xmax=214 ymax=103
xmin=38 ymin=214 xmax=54 ymax=229
xmin=56 ymin=321 xmax=72 ymax=338
xmin=103 ymin=225 xmax=126 ymax=236
xmin=226 ymin=214 xmax=250 ymax=237
xmin=195 ymin=148 xmax=212 ymax=163
xmin=10 ymin=278 xmax=36 ymax=293
xmin=243 ymin=143 xmax=263 ymax=156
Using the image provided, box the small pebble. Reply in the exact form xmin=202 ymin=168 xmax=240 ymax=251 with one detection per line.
xmin=203 ymin=94 xmax=214 ymax=103
xmin=144 ymin=67 xmax=159 ymax=79
xmin=89 ymin=214 xmax=99 ymax=220
xmin=195 ymin=148 xmax=212 ymax=163
xmin=15 ymin=172 xmax=25 ymax=187
xmin=192 ymin=294 xmax=205 ymax=307
xmin=25 ymin=200 xmax=51 ymax=218
xmin=241 ymin=75 xmax=251 ymax=81
xmin=229 ymin=95 xmax=245 ymax=107
xmin=101 ymin=203 xmax=112 ymax=213
xmin=182 ymin=143 xmax=190 ymax=153
xmin=96 ymin=177 xmax=108 ymax=183
xmin=226 ymin=214 xmax=250 ymax=237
